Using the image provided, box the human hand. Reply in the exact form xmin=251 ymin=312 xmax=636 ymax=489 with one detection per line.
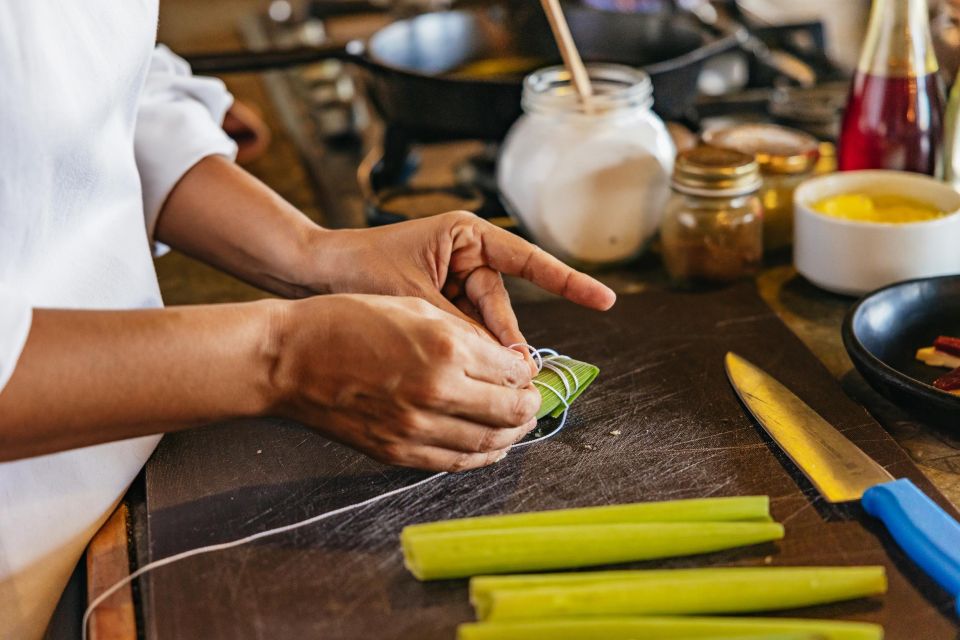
xmin=222 ymin=100 xmax=271 ymax=165
xmin=267 ymin=294 xmax=541 ymax=471
xmin=302 ymin=211 xmax=617 ymax=351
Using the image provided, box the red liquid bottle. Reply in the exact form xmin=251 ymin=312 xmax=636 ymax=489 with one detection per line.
xmin=838 ymin=0 xmax=945 ymax=175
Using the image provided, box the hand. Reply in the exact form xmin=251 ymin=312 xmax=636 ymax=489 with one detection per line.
xmin=222 ymin=100 xmax=271 ymax=165
xmin=268 ymin=294 xmax=541 ymax=472
xmin=302 ymin=211 xmax=617 ymax=350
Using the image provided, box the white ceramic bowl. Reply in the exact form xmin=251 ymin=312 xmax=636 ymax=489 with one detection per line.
xmin=794 ymin=170 xmax=960 ymax=296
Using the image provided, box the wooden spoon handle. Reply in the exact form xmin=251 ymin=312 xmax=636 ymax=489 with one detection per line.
xmin=538 ymin=0 xmax=594 ymax=113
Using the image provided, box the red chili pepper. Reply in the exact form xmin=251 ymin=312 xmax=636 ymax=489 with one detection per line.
xmin=932 ymin=336 xmax=960 ymax=358
xmin=933 ymin=366 xmax=960 ymax=392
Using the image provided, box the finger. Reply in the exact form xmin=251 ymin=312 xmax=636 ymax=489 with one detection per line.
xmin=425 ymin=291 xmax=495 ymax=342
xmin=454 ymin=329 xmax=535 ymax=389
xmin=436 ymin=377 xmax=541 ymax=428
xmin=473 ymin=222 xmax=617 ymax=311
xmin=452 ymin=295 xmax=484 ymax=327
xmin=411 ymin=413 xmax=537 ymax=453
xmin=397 ymin=445 xmax=512 ymax=473
xmin=463 ymin=267 xmax=524 ymax=347
xmin=462 ymin=268 xmax=538 ymax=375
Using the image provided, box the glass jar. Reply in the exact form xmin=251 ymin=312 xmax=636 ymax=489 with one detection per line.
xmin=703 ymin=124 xmax=819 ymax=252
xmin=661 ymin=146 xmax=764 ymax=286
xmin=498 ymin=64 xmax=675 ymax=267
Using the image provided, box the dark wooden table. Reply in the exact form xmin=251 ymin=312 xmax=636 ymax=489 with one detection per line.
xmin=133 ymin=283 xmax=960 ymax=639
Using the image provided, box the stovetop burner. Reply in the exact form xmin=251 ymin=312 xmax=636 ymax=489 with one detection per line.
xmin=359 ymin=132 xmax=510 ymax=227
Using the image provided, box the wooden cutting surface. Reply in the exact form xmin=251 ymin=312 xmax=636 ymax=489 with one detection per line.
xmin=139 ymin=283 xmax=959 ymax=639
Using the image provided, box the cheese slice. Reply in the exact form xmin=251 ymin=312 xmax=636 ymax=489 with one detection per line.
xmin=916 ymin=347 xmax=960 ymax=369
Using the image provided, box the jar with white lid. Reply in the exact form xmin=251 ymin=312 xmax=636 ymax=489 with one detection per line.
xmin=497 ymin=64 xmax=675 ymax=267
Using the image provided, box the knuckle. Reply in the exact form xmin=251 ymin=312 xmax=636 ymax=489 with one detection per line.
xmin=429 ymin=331 xmax=458 ymax=361
xmin=444 ymin=210 xmax=476 ymax=225
xmin=510 ymin=390 xmax=539 ymax=425
xmin=504 ymin=358 xmax=532 ymax=387
xmin=376 ymin=442 xmax=406 ymax=466
xmin=413 ymin=376 xmax=448 ymax=408
xmin=394 ymin=410 xmax=423 ymax=438
xmin=445 ymin=452 xmax=474 ymax=473
xmin=473 ymin=427 xmax=500 ymax=454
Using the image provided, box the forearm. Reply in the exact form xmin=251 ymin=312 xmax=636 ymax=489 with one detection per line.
xmin=154 ymin=155 xmax=330 ymax=298
xmin=0 ymin=301 xmax=279 ymax=461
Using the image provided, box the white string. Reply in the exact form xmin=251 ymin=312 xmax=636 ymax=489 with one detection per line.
xmin=82 ymin=345 xmax=579 ymax=640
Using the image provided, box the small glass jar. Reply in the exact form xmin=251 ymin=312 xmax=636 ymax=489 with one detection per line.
xmin=660 ymin=146 xmax=763 ymax=286
xmin=703 ymin=124 xmax=819 ymax=252
xmin=498 ymin=64 xmax=675 ymax=267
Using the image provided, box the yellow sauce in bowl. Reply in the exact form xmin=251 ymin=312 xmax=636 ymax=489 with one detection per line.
xmin=812 ymin=193 xmax=948 ymax=223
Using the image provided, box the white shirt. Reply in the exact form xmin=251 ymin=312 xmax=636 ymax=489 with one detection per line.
xmin=0 ymin=4 xmax=237 ymax=638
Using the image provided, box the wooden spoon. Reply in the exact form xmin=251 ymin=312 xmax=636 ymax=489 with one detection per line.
xmin=538 ymin=0 xmax=595 ymax=113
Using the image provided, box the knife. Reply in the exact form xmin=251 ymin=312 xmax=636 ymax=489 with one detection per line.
xmin=725 ymin=352 xmax=960 ymax=615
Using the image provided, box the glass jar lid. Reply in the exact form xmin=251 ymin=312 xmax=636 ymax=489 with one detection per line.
xmin=522 ymin=63 xmax=653 ymax=116
xmin=702 ymin=124 xmax=820 ymax=175
xmin=671 ymin=145 xmax=762 ymax=197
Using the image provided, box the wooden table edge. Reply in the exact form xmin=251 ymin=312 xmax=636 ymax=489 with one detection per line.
xmin=85 ymin=502 xmax=137 ymax=640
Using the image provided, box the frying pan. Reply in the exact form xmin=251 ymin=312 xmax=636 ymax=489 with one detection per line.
xmin=187 ymin=4 xmax=737 ymax=140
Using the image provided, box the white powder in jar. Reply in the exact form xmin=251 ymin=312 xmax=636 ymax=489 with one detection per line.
xmin=499 ymin=113 xmax=674 ymax=265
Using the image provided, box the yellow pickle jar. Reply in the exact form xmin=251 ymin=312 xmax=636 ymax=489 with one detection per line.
xmin=660 ymin=146 xmax=764 ymax=286
xmin=703 ymin=124 xmax=819 ymax=252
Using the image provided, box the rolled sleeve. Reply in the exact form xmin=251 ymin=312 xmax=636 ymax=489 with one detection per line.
xmin=0 ymin=286 xmax=33 ymax=394
xmin=134 ymin=45 xmax=238 ymax=254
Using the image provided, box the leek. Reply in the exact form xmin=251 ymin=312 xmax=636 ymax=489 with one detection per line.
xmin=455 ymin=617 xmax=883 ymax=640
xmin=468 ymin=566 xmax=886 ymax=620
xmin=402 ymin=522 xmax=784 ymax=580
xmin=403 ymin=496 xmax=771 ymax=538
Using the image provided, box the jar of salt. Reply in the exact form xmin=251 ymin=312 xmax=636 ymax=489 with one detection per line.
xmin=497 ymin=64 xmax=675 ymax=267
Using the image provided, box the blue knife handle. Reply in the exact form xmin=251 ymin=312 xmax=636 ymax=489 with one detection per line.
xmin=862 ymin=478 xmax=960 ymax=616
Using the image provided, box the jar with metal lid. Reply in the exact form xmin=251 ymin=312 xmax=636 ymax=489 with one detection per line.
xmin=703 ymin=124 xmax=819 ymax=252
xmin=660 ymin=146 xmax=764 ymax=286
xmin=498 ymin=64 xmax=675 ymax=267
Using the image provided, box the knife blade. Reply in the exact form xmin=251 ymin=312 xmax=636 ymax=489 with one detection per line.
xmin=725 ymin=352 xmax=960 ymax=615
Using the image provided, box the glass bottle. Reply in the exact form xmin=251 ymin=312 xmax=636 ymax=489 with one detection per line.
xmin=660 ymin=146 xmax=764 ymax=287
xmin=945 ymin=78 xmax=960 ymax=187
xmin=838 ymin=0 xmax=945 ymax=175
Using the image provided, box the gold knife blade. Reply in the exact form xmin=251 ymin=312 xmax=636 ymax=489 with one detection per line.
xmin=725 ymin=352 xmax=894 ymax=503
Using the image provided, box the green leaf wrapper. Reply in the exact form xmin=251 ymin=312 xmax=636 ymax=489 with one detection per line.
xmin=455 ymin=617 xmax=883 ymax=640
xmin=533 ymin=356 xmax=599 ymax=419
xmin=402 ymin=521 xmax=784 ymax=580
xmin=469 ymin=566 xmax=886 ymax=620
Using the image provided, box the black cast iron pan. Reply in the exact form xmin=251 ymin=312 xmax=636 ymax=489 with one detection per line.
xmin=185 ymin=4 xmax=736 ymax=140
xmin=843 ymin=275 xmax=960 ymax=429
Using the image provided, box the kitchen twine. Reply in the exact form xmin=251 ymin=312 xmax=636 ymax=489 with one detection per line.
xmin=81 ymin=345 xmax=576 ymax=639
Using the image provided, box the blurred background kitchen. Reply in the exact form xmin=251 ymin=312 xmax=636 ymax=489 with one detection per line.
xmin=156 ymin=0 xmax=960 ymax=295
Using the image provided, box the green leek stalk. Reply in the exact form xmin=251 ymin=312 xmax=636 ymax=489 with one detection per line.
xmin=455 ymin=617 xmax=882 ymax=640
xmin=468 ymin=566 xmax=886 ymax=621
xmin=533 ymin=356 xmax=599 ymax=419
xmin=402 ymin=522 xmax=784 ymax=580
xmin=402 ymin=496 xmax=771 ymax=539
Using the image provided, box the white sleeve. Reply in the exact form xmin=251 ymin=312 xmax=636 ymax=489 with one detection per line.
xmin=0 ymin=287 xmax=33 ymax=394
xmin=135 ymin=45 xmax=239 ymax=253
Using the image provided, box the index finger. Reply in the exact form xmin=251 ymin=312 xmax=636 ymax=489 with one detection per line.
xmin=478 ymin=222 xmax=617 ymax=311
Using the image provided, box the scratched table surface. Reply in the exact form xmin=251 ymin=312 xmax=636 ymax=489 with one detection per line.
xmin=139 ymin=283 xmax=959 ymax=639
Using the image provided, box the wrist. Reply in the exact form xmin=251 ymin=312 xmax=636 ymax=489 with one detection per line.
xmin=289 ymin=225 xmax=341 ymax=295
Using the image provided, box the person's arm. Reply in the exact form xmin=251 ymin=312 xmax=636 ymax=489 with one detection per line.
xmin=0 ymin=295 xmax=538 ymax=469
xmin=155 ymin=155 xmax=616 ymax=351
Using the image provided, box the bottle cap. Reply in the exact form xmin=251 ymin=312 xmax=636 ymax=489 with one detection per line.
xmin=702 ymin=124 xmax=820 ymax=175
xmin=672 ymin=145 xmax=763 ymax=197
